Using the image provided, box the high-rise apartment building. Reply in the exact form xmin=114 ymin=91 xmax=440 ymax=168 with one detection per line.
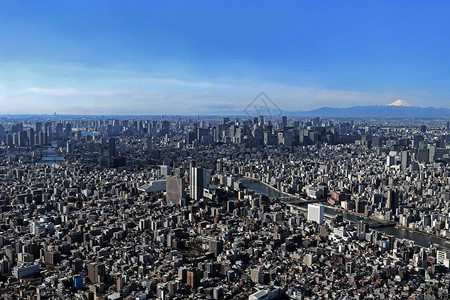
xmin=308 ymin=204 xmax=324 ymax=224
xmin=87 ymin=262 xmax=106 ymax=283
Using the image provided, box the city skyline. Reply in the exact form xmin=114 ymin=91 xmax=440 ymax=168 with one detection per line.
xmin=2 ymin=1 xmax=450 ymax=114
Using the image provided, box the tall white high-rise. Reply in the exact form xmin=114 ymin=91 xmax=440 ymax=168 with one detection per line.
xmin=190 ymin=162 xmax=204 ymax=201
xmin=386 ymin=155 xmax=395 ymax=167
xmin=308 ymin=204 xmax=324 ymax=224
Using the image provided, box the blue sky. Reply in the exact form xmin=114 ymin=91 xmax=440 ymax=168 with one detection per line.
xmin=1 ymin=1 xmax=450 ymax=114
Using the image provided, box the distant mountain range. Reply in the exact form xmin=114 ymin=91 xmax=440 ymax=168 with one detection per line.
xmin=287 ymin=100 xmax=450 ymax=118
xmin=0 ymin=100 xmax=448 ymax=119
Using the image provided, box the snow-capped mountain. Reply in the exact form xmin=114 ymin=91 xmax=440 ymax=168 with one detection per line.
xmin=387 ymin=99 xmax=415 ymax=107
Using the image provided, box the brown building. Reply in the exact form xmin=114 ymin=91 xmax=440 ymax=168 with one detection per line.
xmin=87 ymin=262 xmax=106 ymax=283
xmin=187 ymin=269 xmax=202 ymax=289
xmin=116 ymin=276 xmax=125 ymax=292
xmin=44 ymin=250 xmax=61 ymax=267
xmin=209 ymin=239 xmax=223 ymax=257
xmin=166 ymin=176 xmax=185 ymax=205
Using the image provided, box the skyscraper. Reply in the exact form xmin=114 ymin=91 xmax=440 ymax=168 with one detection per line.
xmin=18 ymin=131 xmax=28 ymax=147
xmin=386 ymin=155 xmax=395 ymax=167
xmin=401 ymin=151 xmax=410 ymax=169
xmin=258 ymin=115 xmax=264 ymax=126
xmin=209 ymin=239 xmax=223 ymax=257
xmin=65 ymin=123 xmax=72 ymax=137
xmin=44 ymin=122 xmax=52 ymax=141
xmin=27 ymin=128 xmax=34 ymax=147
xmin=108 ymin=138 xmax=116 ymax=158
xmin=55 ymin=122 xmax=63 ymax=138
xmin=417 ymin=148 xmax=429 ymax=163
xmin=281 ymin=115 xmax=287 ymax=127
xmin=190 ymin=161 xmax=203 ymax=201
xmin=166 ymin=176 xmax=185 ymax=205
xmin=35 ymin=122 xmax=42 ymax=133
xmin=386 ymin=189 xmax=397 ymax=211
xmin=0 ymin=125 xmax=4 ymax=139
xmin=187 ymin=269 xmax=202 ymax=289
xmin=160 ymin=120 xmax=170 ymax=135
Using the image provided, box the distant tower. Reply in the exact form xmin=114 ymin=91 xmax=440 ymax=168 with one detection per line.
xmin=0 ymin=125 xmax=4 ymax=139
xmin=35 ymin=122 xmax=42 ymax=133
xmin=44 ymin=122 xmax=52 ymax=140
xmin=55 ymin=122 xmax=63 ymax=138
xmin=146 ymin=138 xmax=153 ymax=153
xmin=18 ymin=131 xmax=27 ymax=147
xmin=281 ymin=116 xmax=287 ymax=127
xmin=108 ymin=138 xmax=116 ymax=158
xmin=65 ymin=123 xmax=72 ymax=137
xmin=27 ymin=128 xmax=34 ymax=147
xmin=160 ymin=120 xmax=170 ymax=135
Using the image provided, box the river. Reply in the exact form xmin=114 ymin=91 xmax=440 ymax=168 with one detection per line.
xmin=239 ymin=178 xmax=290 ymax=198
xmin=38 ymin=131 xmax=96 ymax=165
xmin=38 ymin=141 xmax=64 ymax=165
xmin=239 ymin=177 xmax=450 ymax=251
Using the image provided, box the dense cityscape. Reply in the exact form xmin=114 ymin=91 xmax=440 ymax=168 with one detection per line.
xmin=0 ymin=115 xmax=449 ymax=299
xmin=4 ymin=0 xmax=450 ymax=299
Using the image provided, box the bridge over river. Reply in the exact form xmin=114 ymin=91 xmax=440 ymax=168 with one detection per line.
xmin=237 ymin=177 xmax=315 ymax=204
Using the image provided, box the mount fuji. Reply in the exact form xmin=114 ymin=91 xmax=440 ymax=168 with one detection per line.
xmin=387 ymin=99 xmax=415 ymax=107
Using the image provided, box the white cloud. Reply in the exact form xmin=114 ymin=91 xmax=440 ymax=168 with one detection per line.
xmin=27 ymin=87 xmax=155 ymax=98
xmin=21 ymin=84 xmax=425 ymax=114
xmin=28 ymin=87 xmax=84 ymax=96
xmin=0 ymin=61 xmax=432 ymax=114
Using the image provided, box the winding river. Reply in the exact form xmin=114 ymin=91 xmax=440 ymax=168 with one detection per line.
xmin=239 ymin=178 xmax=450 ymax=251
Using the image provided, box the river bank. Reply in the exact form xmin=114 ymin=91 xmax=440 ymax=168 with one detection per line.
xmin=238 ymin=176 xmax=295 ymax=197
